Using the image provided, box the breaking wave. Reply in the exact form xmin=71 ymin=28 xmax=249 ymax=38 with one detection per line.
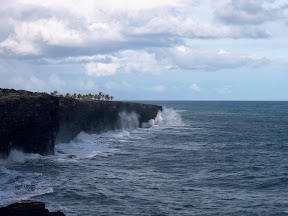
xmin=142 ymin=107 xmax=183 ymax=128
xmin=0 ymin=107 xmax=182 ymax=207
xmin=0 ymin=166 xmax=53 ymax=206
xmin=118 ymin=111 xmax=139 ymax=129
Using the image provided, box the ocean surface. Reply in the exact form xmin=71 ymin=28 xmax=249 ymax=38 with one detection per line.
xmin=1 ymin=101 xmax=288 ymax=216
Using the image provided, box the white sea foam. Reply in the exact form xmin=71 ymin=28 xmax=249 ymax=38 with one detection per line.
xmin=55 ymin=131 xmax=117 ymax=160
xmin=118 ymin=111 xmax=139 ymax=129
xmin=142 ymin=107 xmax=183 ymax=128
xmin=7 ymin=149 xmax=25 ymax=164
xmin=0 ymin=165 xmax=53 ymax=206
xmin=1 ymin=149 xmax=42 ymax=165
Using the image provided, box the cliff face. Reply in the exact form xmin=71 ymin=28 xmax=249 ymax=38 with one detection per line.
xmin=0 ymin=89 xmax=161 ymax=156
xmin=56 ymin=98 xmax=161 ymax=143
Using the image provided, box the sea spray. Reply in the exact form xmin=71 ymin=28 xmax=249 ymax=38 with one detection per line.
xmin=118 ymin=111 xmax=140 ymax=129
xmin=7 ymin=150 xmax=26 ymax=164
xmin=142 ymin=107 xmax=183 ymax=127
xmin=55 ymin=132 xmax=115 ymax=160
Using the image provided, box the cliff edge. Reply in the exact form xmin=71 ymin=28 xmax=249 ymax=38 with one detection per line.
xmin=0 ymin=89 xmax=162 ymax=156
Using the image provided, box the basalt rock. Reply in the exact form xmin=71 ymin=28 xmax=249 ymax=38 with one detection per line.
xmin=0 ymin=89 xmax=162 ymax=156
xmin=0 ymin=202 xmax=66 ymax=216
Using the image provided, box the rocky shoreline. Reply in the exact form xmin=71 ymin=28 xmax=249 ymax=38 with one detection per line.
xmin=0 ymin=202 xmax=66 ymax=216
xmin=0 ymin=88 xmax=162 ymax=157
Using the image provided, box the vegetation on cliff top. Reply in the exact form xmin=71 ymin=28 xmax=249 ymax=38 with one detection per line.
xmin=0 ymin=89 xmax=114 ymax=102
xmin=50 ymin=90 xmax=114 ymax=101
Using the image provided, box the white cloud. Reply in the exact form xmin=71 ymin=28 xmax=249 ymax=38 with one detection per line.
xmin=0 ymin=17 xmax=83 ymax=55
xmin=14 ymin=18 xmax=82 ymax=45
xmin=48 ymin=74 xmax=66 ymax=91
xmin=151 ymin=85 xmax=166 ymax=92
xmin=0 ymin=0 xmax=276 ymax=57
xmin=10 ymin=76 xmax=46 ymax=91
xmin=218 ymin=49 xmax=230 ymax=55
xmin=18 ymin=0 xmax=184 ymax=10
xmin=216 ymin=87 xmax=232 ymax=94
xmin=104 ymin=81 xmax=133 ymax=91
xmin=213 ymin=0 xmax=281 ymax=25
xmin=44 ymin=54 xmax=116 ymax=64
xmin=0 ymin=37 xmax=40 ymax=55
xmin=79 ymin=80 xmax=96 ymax=91
xmin=190 ymin=83 xmax=203 ymax=92
xmin=170 ymin=46 xmax=268 ymax=71
xmin=119 ymin=50 xmax=167 ymax=74
xmin=83 ymin=50 xmax=170 ymax=76
xmin=85 ymin=62 xmax=119 ymax=77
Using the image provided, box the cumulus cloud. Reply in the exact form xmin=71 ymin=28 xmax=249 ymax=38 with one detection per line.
xmin=0 ymin=0 xmax=277 ymax=57
xmin=213 ymin=0 xmax=284 ymax=25
xmin=0 ymin=37 xmax=40 ymax=55
xmin=119 ymin=50 xmax=169 ymax=74
xmin=0 ymin=17 xmax=83 ymax=55
xmin=85 ymin=62 xmax=119 ymax=77
xmin=169 ymin=46 xmax=268 ymax=71
xmin=83 ymin=50 xmax=170 ymax=76
xmin=190 ymin=83 xmax=203 ymax=92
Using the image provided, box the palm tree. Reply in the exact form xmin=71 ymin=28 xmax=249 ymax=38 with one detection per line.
xmin=104 ymin=94 xmax=110 ymax=101
xmin=65 ymin=93 xmax=71 ymax=98
xmin=77 ymin=94 xmax=82 ymax=100
xmin=110 ymin=96 xmax=114 ymax=101
xmin=87 ymin=93 xmax=93 ymax=101
xmin=72 ymin=93 xmax=77 ymax=99
xmin=51 ymin=90 xmax=58 ymax=96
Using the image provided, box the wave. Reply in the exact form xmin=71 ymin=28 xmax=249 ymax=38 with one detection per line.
xmin=0 ymin=150 xmax=42 ymax=166
xmin=0 ymin=107 xmax=183 ymax=207
xmin=0 ymin=165 xmax=53 ymax=206
xmin=55 ymin=132 xmax=116 ymax=160
xmin=55 ymin=107 xmax=183 ymax=160
xmin=142 ymin=107 xmax=183 ymax=128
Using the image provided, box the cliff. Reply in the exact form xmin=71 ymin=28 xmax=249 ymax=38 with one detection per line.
xmin=0 ymin=89 xmax=162 ymax=156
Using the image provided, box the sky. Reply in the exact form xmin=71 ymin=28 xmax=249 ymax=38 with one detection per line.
xmin=0 ymin=0 xmax=288 ymax=100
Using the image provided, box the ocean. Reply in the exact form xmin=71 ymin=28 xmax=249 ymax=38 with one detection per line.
xmin=1 ymin=101 xmax=288 ymax=216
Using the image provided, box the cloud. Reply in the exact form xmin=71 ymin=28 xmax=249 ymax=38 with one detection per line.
xmin=169 ymin=46 xmax=269 ymax=71
xmin=190 ymin=83 xmax=203 ymax=92
xmin=79 ymin=80 xmax=96 ymax=91
xmin=83 ymin=50 xmax=170 ymax=76
xmin=85 ymin=62 xmax=119 ymax=77
xmin=10 ymin=76 xmax=46 ymax=91
xmin=43 ymin=54 xmax=115 ymax=64
xmin=213 ymin=0 xmax=284 ymax=25
xmin=151 ymin=85 xmax=166 ymax=92
xmin=48 ymin=74 xmax=66 ymax=91
xmin=0 ymin=0 xmax=275 ymax=57
xmin=0 ymin=37 xmax=40 ymax=55
xmin=216 ymin=87 xmax=232 ymax=94
xmin=0 ymin=17 xmax=83 ymax=55
xmin=119 ymin=50 xmax=169 ymax=74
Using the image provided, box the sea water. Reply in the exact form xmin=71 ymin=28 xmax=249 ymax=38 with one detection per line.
xmin=1 ymin=101 xmax=288 ymax=216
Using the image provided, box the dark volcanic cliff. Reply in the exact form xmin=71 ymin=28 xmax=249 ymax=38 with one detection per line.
xmin=0 ymin=89 xmax=161 ymax=156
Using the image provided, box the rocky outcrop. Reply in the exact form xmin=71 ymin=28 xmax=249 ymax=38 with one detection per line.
xmin=0 ymin=202 xmax=66 ymax=216
xmin=0 ymin=89 xmax=162 ymax=156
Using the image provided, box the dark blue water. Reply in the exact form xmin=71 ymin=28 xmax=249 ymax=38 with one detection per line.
xmin=1 ymin=101 xmax=288 ymax=215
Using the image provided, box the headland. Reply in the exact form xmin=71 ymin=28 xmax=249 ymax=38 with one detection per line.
xmin=0 ymin=89 xmax=162 ymax=156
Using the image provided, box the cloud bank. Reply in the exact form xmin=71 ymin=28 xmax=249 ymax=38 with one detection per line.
xmin=0 ymin=0 xmax=287 ymax=100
